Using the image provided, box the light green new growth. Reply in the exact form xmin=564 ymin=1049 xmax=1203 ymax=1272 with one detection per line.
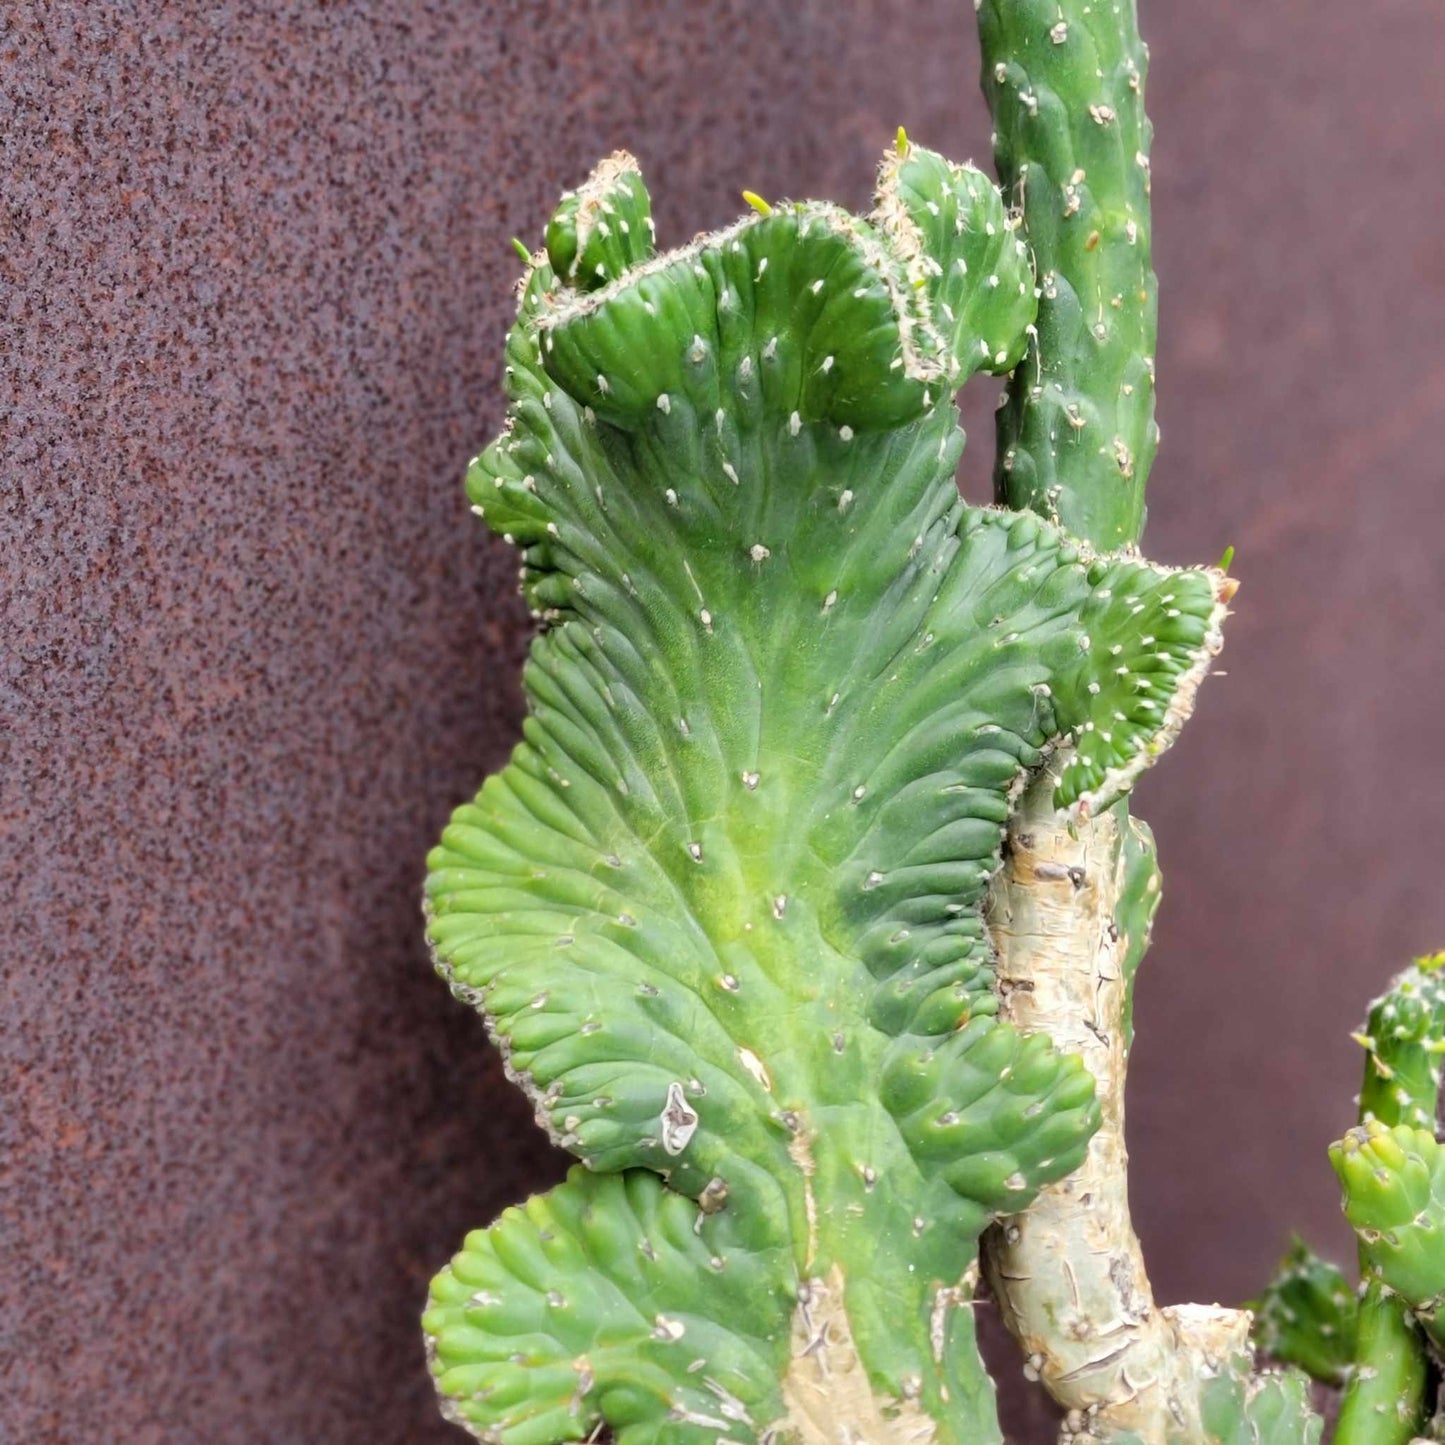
xmin=1335 ymin=1123 xmax=1445 ymax=1349
xmin=419 ymin=3 xmax=1440 ymax=1442
xmin=1327 ymin=953 xmax=1445 ymax=1445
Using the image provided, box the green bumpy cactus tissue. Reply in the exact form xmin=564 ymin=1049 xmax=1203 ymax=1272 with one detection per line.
xmin=421 ymin=143 xmax=1229 ymax=1443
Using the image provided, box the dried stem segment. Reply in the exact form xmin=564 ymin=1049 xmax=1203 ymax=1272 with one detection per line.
xmin=985 ymin=773 xmax=1250 ymax=1440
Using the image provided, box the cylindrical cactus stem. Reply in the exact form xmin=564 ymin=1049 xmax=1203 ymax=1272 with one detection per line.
xmin=1355 ymin=952 xmax=1445 ymax=1132
xmin=1332 ymin=1289 xmax=1429 ymax=1445
xmin=985 ymin=778 xmax=1252 ymax=1437
xmin=1333 ymin=1215 xmax=1431 ymax=1445
xmin=977 ymin=0 xmax=1158 ymax=550
xmin=1334 ymin=957 xmax=1445 ymax=1445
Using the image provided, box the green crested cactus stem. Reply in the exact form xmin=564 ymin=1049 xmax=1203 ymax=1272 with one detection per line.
xmin=420 ymin=2 xmax=1433 ymax=1441
xmin=421 ymin=136 xmax=1234 ymax=1443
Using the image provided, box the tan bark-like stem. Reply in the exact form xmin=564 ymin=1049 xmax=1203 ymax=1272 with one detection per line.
xmin=983 ymin=773 xmax=1250 ymax=1441
xmin=777 ymin=1267 xmax=936 ymax=1443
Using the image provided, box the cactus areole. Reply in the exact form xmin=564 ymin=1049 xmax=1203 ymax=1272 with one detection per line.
xmin=418 ymin=5 xmax=1443 ymax=1442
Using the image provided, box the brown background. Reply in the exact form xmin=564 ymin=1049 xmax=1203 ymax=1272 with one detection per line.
xmin=5 ymin=1 xmax=1444 ymax=1440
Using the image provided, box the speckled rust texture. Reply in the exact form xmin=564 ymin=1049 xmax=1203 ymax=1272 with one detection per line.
xmin=4 ymin=2 xmax=1444 ymax=1440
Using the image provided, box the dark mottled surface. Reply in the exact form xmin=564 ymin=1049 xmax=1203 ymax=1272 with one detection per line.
xmin=4 ymin=1 xmax=1443 ymax=1440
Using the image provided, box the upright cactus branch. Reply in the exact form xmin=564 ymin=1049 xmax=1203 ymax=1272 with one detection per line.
xmin=979 ymin=0 xmax=1158 ymax=547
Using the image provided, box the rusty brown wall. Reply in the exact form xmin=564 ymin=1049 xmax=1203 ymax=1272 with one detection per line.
xmin=6 ymin=1 xmax=1445 ymax=1440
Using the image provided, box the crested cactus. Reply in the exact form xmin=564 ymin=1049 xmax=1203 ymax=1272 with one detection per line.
xmin=418 ymin=4 xmax=1441 ymax=1442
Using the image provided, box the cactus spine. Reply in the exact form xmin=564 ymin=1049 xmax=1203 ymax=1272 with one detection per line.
xmin=418 ymin=5 xmax=1442 ymax=1442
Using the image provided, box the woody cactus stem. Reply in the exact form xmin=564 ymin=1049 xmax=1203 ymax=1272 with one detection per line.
xmin=977 ymin=2 xmax=1320 ymax=1441
xmin=983 ymin=788 xmax=1270 ymax=1443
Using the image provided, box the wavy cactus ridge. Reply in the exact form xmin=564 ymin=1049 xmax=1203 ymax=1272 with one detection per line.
xmin=424 ymin=1168 xmax=794 ymax=1443
xmin=543 ymin=151 xmax=656 ymax=293
xmin=423 ymin=143 xmax=1231 ymax=1441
